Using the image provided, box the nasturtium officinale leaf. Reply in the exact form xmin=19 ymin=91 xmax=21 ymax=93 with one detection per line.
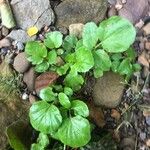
xmin=56 ymin=116 xmax=91 ymax=148
xmin=63 ymin=35 xmax=78 ymax=52
xmin=37 ymin=133 xmax=49 ymax=148
xmin=82 ymin=22 xmax=98 ymax=50
xmin=93 ymin=49 xmax=111 ymax=71
xmin=73 ymin=47 xmax=94 ymax=73
xmin=93 ymin=68 xmax=103 ymax=78
xmin=97 ymin=16 xmax=136 ymax=53
xmin=118 ymin=58 xmax=133 ymax=75
xmin=71 ymin=100 xmax=89 ymax=117
xmin=64 ymin=73 xmax=84 ymax=91
xmin=64 ymin=87 xmax=73 ymax=96
xmin=35 ymin=61 xmax=49 ymax=73
xmin=44 ymin=31 xmax=63 ymax=49
xmin=111 ymin=60 xmax=120 ymax=73
xmin=56 ymin=63 xmax=69 ymax=76
xmin=29 ymin=101 xmax=62 ymax=133
xmin=47 ymin=50 xmax=57 ymax=64
xmin=39 ymin=87 xmax=57 ymax=102
xmin=58 ymin=92 xmax=71 ymax=109
xmin=25 ymin=41 xmax=47 ymax=65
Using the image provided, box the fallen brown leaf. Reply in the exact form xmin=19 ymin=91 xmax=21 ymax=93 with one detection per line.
xmin=35 ymin=71 xmax=59 ymax=95
xmin=111 ymin=109 xmax=121 ymax=120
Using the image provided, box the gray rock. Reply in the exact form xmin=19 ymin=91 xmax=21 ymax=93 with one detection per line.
xmin=119 ymin=0 xmax=149 ymax=24
xmin=16 ymin=41 xmax=24 ymax=51
xmin=13 ymin=52 xmax=30 ymax=73
xmin=23 ymin=67 xmax=37 ymax=92
xmin=55 ymin=0 xmax=107 ymax=28
xmin=92 ymin=71 xmax=125 ymax=108
xmin=7 ymin=29 xmax=35 ymax=43
xmin=11 ymin=0 xmax=55 ymax=30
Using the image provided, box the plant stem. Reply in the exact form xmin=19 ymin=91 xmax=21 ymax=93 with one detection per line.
xmin=95 ymin=42 xmax=102 ymax=49
xmin=63 ymin=144 xmax=66 ymax=150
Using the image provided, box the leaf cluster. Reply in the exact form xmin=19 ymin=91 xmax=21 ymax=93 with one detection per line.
xmin=25 ymin=16 xmax=141 ymax=149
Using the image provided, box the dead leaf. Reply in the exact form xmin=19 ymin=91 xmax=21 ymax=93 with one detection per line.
xmin=138 ymin=51 xmax=149 ymax=67
xmin=111 ymin=109 xmax=121 ymax=120
xmin=87 ymin=101 xmax=105 ymax=128
xmin=35 ymin=72 xmax=59 ymax=95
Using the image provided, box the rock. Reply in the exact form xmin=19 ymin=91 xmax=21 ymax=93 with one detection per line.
xmin=35 ymin=72 xmax=59 ymax=94
xmin=120 ymin=137 xmax=135 ymax=150
xmin=92 ymin=71 xmax=125 ymax=108
xmin=0 ymin=38 xmax=11 ymax=48
xmin=16 ymin=41 xmax=24 ymax=51
xmin=143 ymin=23 xmax=150 ymax=35
xmin=29 ymin=94 xmax=37 ymax=104
xmin=69 ymin=23 xmax=84 ymax=38
xmin=11 ymin=0 xmax=55 ymax=30
xmin=22 ymin=93 xmax=29 ymax=100
xmin=145 ymin=116 xmax=150 ymax=126
xmin=118 ymin=0 xmax=149 ymax=24
xmin=13 ymin=52 xmax=30 ymax=73
xmin=55 ymin=0 xmax=107 ymax=28
xmin=7 ymin=29 xmax=35 ymax=43
xmin=108 ymin=6 xmax=117 ymax=17
xmin=2 ymin=26 xmax=9 ymax=36
xmin=23 ymin=67 xmax=36 ymax=92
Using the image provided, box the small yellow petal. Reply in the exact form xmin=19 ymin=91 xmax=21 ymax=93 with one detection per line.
xmin=27 ymin=26 xmax=38 ymax=37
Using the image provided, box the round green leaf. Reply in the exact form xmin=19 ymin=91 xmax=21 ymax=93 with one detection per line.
xmin=73 ymin=47 xmax=94 ymax=73
xmin=71 ymin=100 xmax=89 ymax=117
xmin=35 ymin=61 xmax=49 ymax=72
xmin=98 ymin=16 xmax=136 ymax=53
xmin=93 ymin=68 xmax=103 ymax=78
xmin=93 ymin=49 xmax=111 ymax=71
xmin=29 ymin=101 xmax=62 ymax=133
xmin=58 ymin=92 xmax=71 ymax=109
xmin=82 ymin=22 xmax=98 ymax=50
xmin=57 ymin=116 xmax=91 ymax=148
xmin=64 ymin=73 xmax=84 ymax=91
xmin=47 ymin=50 xmax=57 ymax=64
xmin=44 ymin=31 xmax=63 ymax=49
xmin=25 ymin=41 xmax=47 ymax=65
xmin=118 ymin=58 xmax=133 ymax=75
xmin=64 ymin=87 xmax=73 ymax=96
xmin=39 ymin=87 xmax=57 ymax=102
xmin=37 ymin=133 xmax=49 ymax=148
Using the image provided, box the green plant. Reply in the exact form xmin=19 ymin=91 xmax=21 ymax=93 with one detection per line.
xmin=25 ymin=16 xmax=140 ymax=149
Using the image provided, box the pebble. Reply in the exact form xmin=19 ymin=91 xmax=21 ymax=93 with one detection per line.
xmin=29 ymin=94 xmax=37 ymax=104
xmin=2 ymin=26 xmax=9 ymax=37
xmin=145 ymin=42 xmax=150 ymax=50
xmin=23 ymin=67 xmax=36 ymax=92
xmin=22 ymin=93 xmax=29 ymax=100
xmin=69 ymin=23 xmax=84 ymax=38
xmin=16 ymin=41 xmax=24 ymax=51
xmin=145 ymin=116 xmax=150 ymax=126
xmin=108 ymin=6 xmax=117 ymax=17
xmin=139 ymin=132 xmax=146 ymax=141
xmin=0 ymin=47 xmax=9 ymax=55
xmin=0 ymin=38 xmax=11 ymax=48
xmin=13 ymin=52 xmax=30 ymax=73
xmin=143 ymin=23 xmax=150 ymax=35
xmin=58 ymin=27 xmax=68 ymax=35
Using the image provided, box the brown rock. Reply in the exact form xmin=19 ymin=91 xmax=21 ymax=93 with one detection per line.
xmin=69 ymin=23 xmax=84 ymax=38
xmin=2 ymin=26 xmax=9 ymax=36
xmin=29 ymin=94 xmax=37 ymax=104
xmin=55 ymin=0 xmax=107 ymax=28
xmin=145 ymin=42 xmax=150 ymax=50
xmin=87 ymin=101 xmax=105 ymax=128
xmin=118 ymin=0 xmax=149 ymax=24
xmin=138 ymin=51 xmax=149 ymax=67
xmin=35 ymin=72 xmax=59 ymax=94
xmin=13 ymin=52 xmax=30 ymax=73
xmin=23 ymin=67 xmax=37 ymax=91
xmin=92 ymin=71 xmax=125 ymax=108
xmin=0 ymin=38 xmax=11 ymax=48
xmin=143 ymin=23 xmax=150 ymax=35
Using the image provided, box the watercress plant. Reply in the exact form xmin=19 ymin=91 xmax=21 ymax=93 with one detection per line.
xmin=25 ymin=16 xmax=140 ymax=149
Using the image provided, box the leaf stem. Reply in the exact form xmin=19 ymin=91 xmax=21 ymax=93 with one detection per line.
xmin=63 ymin=144 xmax=66 ymax=150
xmin=95 ymin=42 xmax=102 ymax=49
